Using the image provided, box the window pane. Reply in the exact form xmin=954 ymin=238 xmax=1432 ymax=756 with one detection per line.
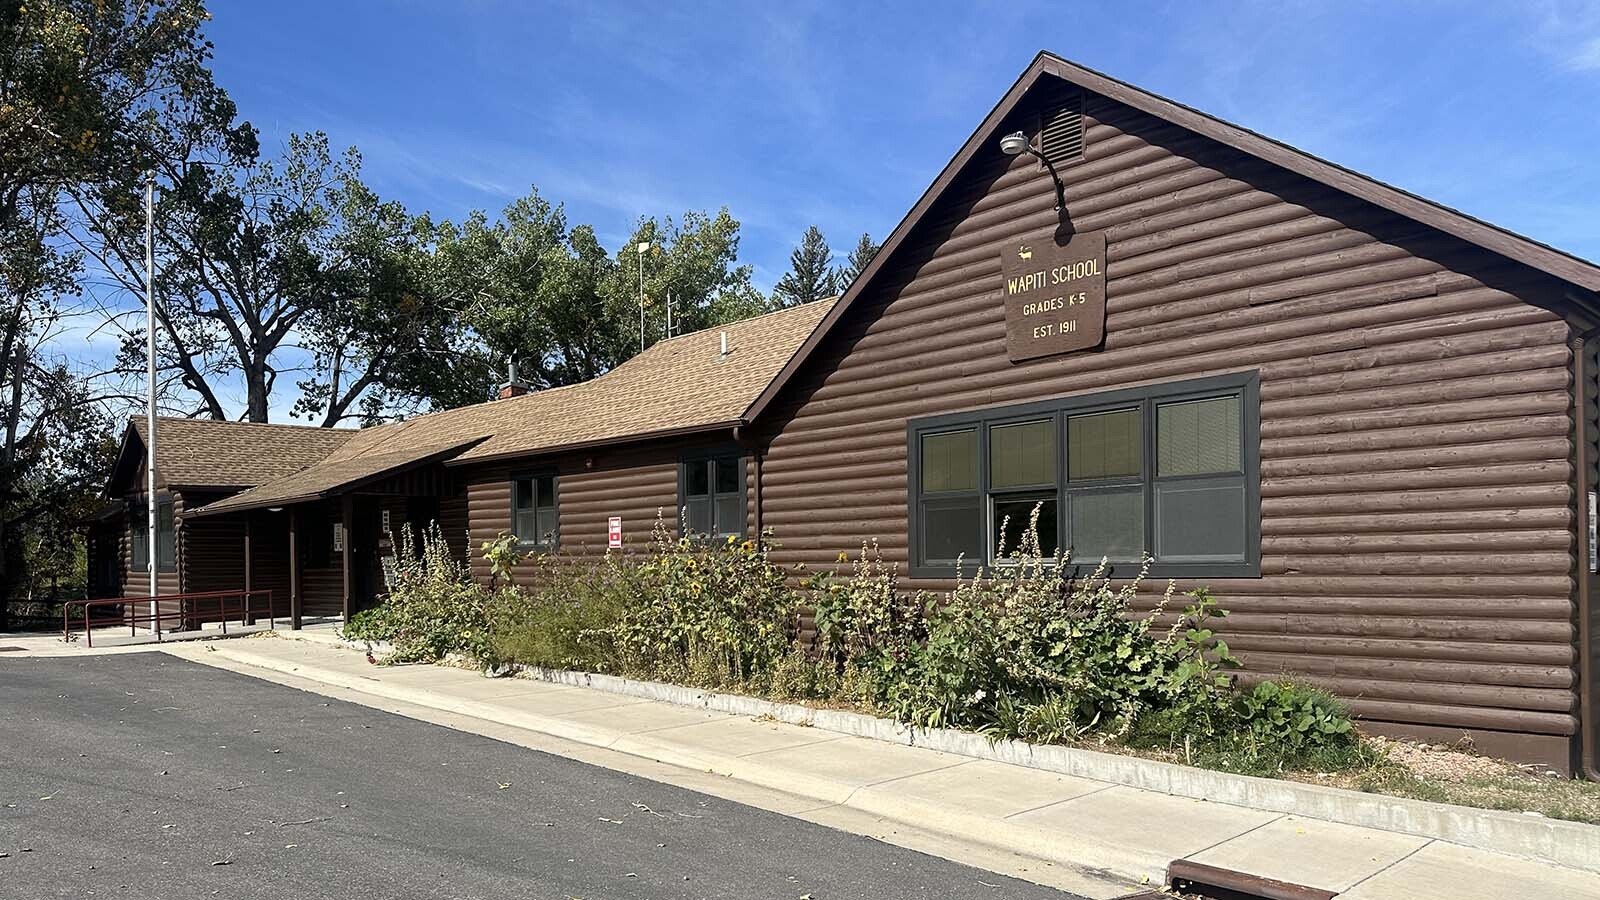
xmin=990 ymin=419 xmax=1054 ymax=489
xmin=1156 ymin=479 xmax=1247 ymax=562
xmin=714 ymin=496 xmax=743 ymax=536
xmin=1069 ymin=488 xmax=1144 ymax=563
xmin=157 ymin=499 xmax=176 ymax=567
xmin=131 ymin=527 xmax=148 ymax=567
xmin=685 ymin=460 xmax=710 ymax=497
xmin=535 ymin=508 xmax=559 ymax=546
xmin=715 ymin=456 xmax=740 ymax=494
xmin=685 ymin=497 xmax=712 ymax=535
xmin=535 ymin=475 xmax=556 ymax=509
xmin=514 ymin=509 xmax=538 ymax=543
xmin=1069 ymin=408 xmax=1141 ymax=480
xmin=513 ymin=478 xmax=533 ymax=511
xmin=992 ymin=494 xmax=1060 ymax=559
xmin=1158 ymin=395 xmax=1242 ymax=477
xmin=922 ymin=497 xmax=981 ymax=563
xmin=921 ymin=429 xmax=977 ymax=493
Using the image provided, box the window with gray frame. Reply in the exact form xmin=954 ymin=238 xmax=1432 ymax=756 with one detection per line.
xmin=907 ymin=372 xmax=1259 ymax=577
xmin=681 ymin=455 xmax=745 ymax=538
xmin=129 ymin=495 xmax=176 ymax=572
xmin=511 ymin=474 xmax=558 ymax=549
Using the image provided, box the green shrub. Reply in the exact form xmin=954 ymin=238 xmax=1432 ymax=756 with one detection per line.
xmin=490 ymin=555 xmax=625 ymax=672
xmin=606 ymin=519 xmax=798 ymax=688
xmin=343 ymin=523 xmax=507 ymax=669
xmin=812 ymin=504 xmax=1241 ymax=740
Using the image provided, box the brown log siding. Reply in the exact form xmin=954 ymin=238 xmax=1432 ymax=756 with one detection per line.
xmin=459 ymin=436 xmax=734 ymax=589
xmin=752 ymin=88 xmax=1580 ymax=763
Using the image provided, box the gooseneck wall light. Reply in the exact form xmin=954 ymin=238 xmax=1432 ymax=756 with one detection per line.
xmin=999 ymin=130 xmax=1067 ymax=213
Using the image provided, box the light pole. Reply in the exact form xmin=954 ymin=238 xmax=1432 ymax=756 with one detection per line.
xmin=144 ymin=177 xmax=158 ymax=634
xmin=635 ymin=241 xmax=652 ymax=353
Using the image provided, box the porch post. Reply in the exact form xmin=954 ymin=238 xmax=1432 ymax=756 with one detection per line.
xmin=289 ymin=507 xmax=302 ymax=630
xmin=243 ymin=514 xmax=254 ymax=625
xmin=341 ymin=494 xmax=354 ymax=623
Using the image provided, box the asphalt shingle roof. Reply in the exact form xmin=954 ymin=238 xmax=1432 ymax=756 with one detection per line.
xmin=189 ymin=298 xmax=835 ymax=516
xmin=131 ymin=418 xmax=358 ymax=489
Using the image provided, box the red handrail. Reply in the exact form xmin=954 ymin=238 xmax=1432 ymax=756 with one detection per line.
xmin=63 ymin=589 xmax=274 ymax=647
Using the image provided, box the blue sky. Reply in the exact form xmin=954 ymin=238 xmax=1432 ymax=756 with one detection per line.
xmin=205 ymin=0 xmax=1600 ymax=290
xmin=66 ymin=1 xmax=1599 ymax=423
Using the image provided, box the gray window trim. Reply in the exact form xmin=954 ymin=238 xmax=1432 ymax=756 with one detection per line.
xmin=678 ymin=450 xmax=748 ymax=539
xmin=509 ymin=470 xmax=559 ymax=550
xmin=906 ymin=371 xmax=1261 ymax=579
xmin=129 ymin=493 xmax=176 ymax=573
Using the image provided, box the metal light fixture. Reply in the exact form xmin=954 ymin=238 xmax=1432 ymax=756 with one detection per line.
xmin=999 ymin=130 xmax=1067 ymax=213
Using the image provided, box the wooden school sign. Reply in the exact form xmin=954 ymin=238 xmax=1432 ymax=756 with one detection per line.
xmin=1001 ymin=230 xmax=1106 ymax=361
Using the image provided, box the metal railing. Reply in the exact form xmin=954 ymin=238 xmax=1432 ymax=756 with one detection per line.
xmin=62 ymin=589 xmax=274 ymax=647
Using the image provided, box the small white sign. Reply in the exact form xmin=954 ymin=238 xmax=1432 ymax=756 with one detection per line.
xmin=381 ymin=508 xmax=391 ymax=532
xmin=332 ymin=522 xmax=345 ymax=552
xmin=607 ymin=516 xmax=623 ymax=549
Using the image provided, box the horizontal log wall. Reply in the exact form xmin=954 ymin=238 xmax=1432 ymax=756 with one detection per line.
xmin=460 ymin=435 xmax=728 ymax=589
xmin=754 ymin=85 xmax=1582 ymax=763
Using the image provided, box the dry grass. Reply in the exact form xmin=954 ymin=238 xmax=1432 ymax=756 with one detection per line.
xmin=1300 ymin=736 xmax=1600 ymax=825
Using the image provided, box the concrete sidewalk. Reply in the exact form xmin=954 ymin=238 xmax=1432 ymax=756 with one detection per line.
xmin=168 ymin=634 xmax=1600 ymax=900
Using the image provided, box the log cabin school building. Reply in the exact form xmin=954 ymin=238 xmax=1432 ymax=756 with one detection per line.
xmin=91 ymin=53 xmax=1600 ymax=776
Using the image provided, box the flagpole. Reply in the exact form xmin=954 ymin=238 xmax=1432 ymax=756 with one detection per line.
xmin=145 ymin=178 xmax=159 ymax=635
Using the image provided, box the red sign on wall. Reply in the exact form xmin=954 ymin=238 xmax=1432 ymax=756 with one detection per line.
xmin=608 ymin=516 xmax=623 ymax=549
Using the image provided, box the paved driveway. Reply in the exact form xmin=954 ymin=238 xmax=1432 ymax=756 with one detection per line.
xmin=0 ymin=653 xmax=1081 ymax=899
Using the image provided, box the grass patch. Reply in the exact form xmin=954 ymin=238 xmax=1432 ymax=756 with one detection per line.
xmin=1355 ymin=764 xmax=1600 ymax=825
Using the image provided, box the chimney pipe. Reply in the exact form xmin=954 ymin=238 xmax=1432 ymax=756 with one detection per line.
xmin=498 ymin=358 xmax=530 ymax=400
xmin=719 ymin=331 xmax=729 ymax=357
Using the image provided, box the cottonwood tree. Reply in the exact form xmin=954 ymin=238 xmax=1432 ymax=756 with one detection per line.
xmin=771 ymin=224 xmax=838 ymax=308
xmin=291 ymin=158 xmax=455 ymax=426
xmin=421 ymin=189 xmax=619 ymax=401
xmin=75 ymin=132 xmax=440 ymax=424
xmin=835 ymin=231 xmax=879 ymax=291
xmin=1 ymin=0 xmax=228 ymax=612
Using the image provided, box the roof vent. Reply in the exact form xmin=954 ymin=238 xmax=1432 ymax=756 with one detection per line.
xmin=719 ymin=331 xmax=730 ymax=357
xmin=1039 ymin=91 xmax=1085 ymax=165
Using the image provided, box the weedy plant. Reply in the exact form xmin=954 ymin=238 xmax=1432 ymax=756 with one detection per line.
xmin=343 ymin=522 xmax=510 ymax=668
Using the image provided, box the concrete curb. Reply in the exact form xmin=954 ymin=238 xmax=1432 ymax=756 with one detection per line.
xmin=515 ymin=666 xmax=1600 ymax=876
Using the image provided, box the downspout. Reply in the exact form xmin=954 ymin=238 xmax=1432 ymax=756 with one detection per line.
xmin=1573 ymin=327 xmax=1600 ymax=780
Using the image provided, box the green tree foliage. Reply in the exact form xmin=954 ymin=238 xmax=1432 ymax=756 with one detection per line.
xmin=771 ymin=224 xmax=838 ymax=308
xmin=76 ymin=131 xmax=444 ymax=425
xmin=422 ymin=189 xmax=621 ymax=401
xmin=835 ymin=231 xmax=879 ymax=290
xmin=611 ymin=207 xmax=770 ymax=342
xmin=411 ymin=198 xmax=769 ymax=410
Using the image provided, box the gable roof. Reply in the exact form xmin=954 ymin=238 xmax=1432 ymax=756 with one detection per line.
xmin=189 ymin=298 xmax=836 ymax=517
xmin=745 ymin=51 xmax=1600 ymax=423
xmin=109 ymin=417 xmax=359 ymax=493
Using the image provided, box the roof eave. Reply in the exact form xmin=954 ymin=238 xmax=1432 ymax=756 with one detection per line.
xmin=185 ymin=489 xmax=326 ymax=519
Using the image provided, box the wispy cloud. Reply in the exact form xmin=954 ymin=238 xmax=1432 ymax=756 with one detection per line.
xmin=1569 ymin=36 xmax=1600 ymax=70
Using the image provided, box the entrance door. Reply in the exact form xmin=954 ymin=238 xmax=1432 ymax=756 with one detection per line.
xmin=351 ymin=500 xmax=385 ymax=612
